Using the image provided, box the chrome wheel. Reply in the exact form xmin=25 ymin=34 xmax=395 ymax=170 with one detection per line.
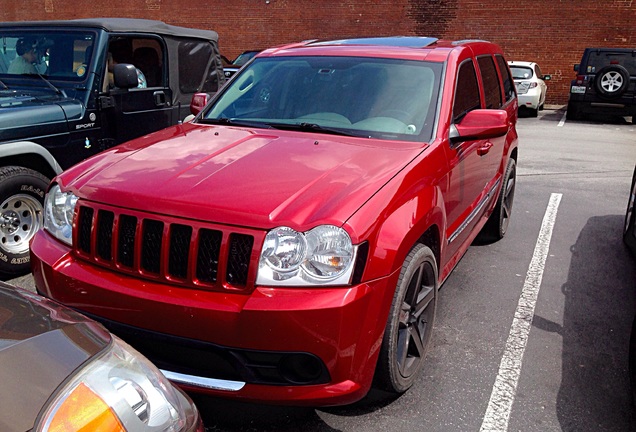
xmin=500 ymin=161 xmax=517 ymax=236
xmin=0 ymin=194 xmax=43 ymax=255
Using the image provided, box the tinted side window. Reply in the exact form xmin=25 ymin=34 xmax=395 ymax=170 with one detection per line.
xmin=496 ymin=55 xmax=514 ymax=103
xmin=453 ymin=60 xmax=481 ymax=122
xmin=178 ymin=41 xmax=219 ymax=93
xmin=477 ymin=55 xmax=502 ymax=109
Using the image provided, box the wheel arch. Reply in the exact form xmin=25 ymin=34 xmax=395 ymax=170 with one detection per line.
xmin=351 ymin=184 xmax=446 ymax=284
xmin=0 ymin=142 xmax=63 ymax=181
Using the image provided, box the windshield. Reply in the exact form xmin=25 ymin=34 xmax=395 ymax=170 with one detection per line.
xmin=509 ymin=66 xmax=533 ymax=80
xmin=0 ymin=30 xmax=96 ymax=81
xmin=202 ymin=56 xmax=442 ymax=142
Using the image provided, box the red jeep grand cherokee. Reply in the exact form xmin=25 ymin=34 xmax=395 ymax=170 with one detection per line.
xmin=31 ymin=37 xmax=518 ymax=406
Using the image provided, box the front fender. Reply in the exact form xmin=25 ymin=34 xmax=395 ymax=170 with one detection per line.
xmin=346 ymin=182 xmax=445 ymax=284
xmin=0 ymin=141 xmax=63 ymax=176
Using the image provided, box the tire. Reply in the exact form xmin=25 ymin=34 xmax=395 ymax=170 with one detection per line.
xmin=375 ymin=243 xmax=437 ymax=393
xmin=566 ymin=101 xmax=583 ymax=120
xmin=529 ymin=107 xmax=539 ymax=117
xmin=595 ymin=65 xmax=629 ymax=99
xmin=630 ymin=314 xmax=636 ymax=407
xmin=0 ymin=166 xmax=49 ymax=278
xmin=481 ymin=157 xmax=516 ymax=241
xmin=623 ymin=166 xmax=636 ymax=255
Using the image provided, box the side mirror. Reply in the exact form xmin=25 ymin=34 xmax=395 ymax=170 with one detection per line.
xmin=449 ymin=109 xmax=508 ymax=143
xmin=190 ymin=92 xmax=210 ymax=116
xmin=113 ymin=63 xmax=139 ymax=89
xmin=543 ymin=75 xmax=551 ymax=81
xmin=573 ymin=64 xmax=580 ymax=72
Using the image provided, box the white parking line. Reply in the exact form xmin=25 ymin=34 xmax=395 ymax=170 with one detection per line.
xmin=479 ymin=192 xmax=562 ymax=432
xmin=558 ymin=111 xmax=567 ymax=127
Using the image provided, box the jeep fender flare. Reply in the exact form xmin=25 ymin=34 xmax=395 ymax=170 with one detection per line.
xmin=0 ymin=141 xmax=63 ymax=178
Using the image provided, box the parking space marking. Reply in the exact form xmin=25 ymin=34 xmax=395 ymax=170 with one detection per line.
xmin=479 ymin=192 xmax=562 ymax=432
xmin=558 ymin=111 xmax=567 ymax=127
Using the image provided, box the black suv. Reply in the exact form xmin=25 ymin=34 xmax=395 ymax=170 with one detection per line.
xmin=567 ymin=47 xmax=636 ymax=120
xmin=0 ymin=18 xmax=225 ymax=277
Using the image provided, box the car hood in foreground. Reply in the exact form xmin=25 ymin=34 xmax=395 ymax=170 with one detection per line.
xmin=61 ymin=122 xmax=428 ymax=230
xmin=0 ymin=283 xmax=110 ymax=432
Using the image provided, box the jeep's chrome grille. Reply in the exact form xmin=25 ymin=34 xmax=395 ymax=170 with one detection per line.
xmin=74 ymin=203 xmax=260 ymax=292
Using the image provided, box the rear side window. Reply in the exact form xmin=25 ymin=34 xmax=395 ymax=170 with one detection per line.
xmin=496 ymin=55 xmax=515 ymax=103
xmin=178 ymin=41 xmax=220 ymax=93
xmin=453 ymin=60 xmax=481 ymax=122
xmin=477 ymin=55 xmax=502 ymax=109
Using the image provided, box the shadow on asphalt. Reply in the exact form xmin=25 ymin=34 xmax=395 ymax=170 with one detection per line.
xmin=551 ymin=215 xmax=636 ymax=430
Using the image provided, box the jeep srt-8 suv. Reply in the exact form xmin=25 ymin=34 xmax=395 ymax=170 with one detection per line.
xmin=0 ymin=18 xmax=224 ymax=277
xmin=567 ymin=47 xmax=636 ymax=120
xmin=32 ymin=37 xmax=518 ymax=406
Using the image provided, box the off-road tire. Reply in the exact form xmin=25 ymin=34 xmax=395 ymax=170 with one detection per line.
xmin=0 ymin=166 xmax=49 ymax=279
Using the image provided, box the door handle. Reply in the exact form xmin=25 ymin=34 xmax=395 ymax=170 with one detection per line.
xmin=153 ymin=91 xmax=167 ymax=107
xmin=477 ymin=141 xmax=493 ymax=156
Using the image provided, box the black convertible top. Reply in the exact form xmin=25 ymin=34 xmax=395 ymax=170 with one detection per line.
xmin=0 ymin=18 xmax=218 ymax=41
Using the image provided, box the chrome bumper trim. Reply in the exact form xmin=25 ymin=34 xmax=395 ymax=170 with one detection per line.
xmin=161 ymin=369 xmax=246 ymax=391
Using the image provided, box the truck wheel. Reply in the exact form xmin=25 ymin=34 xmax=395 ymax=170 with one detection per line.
xmin=0 ymin=167 xmax=49 ymax=278
xmin=374 ymin=243 xmax=437 ymax=393
xmin=480 ymin=157 xmax=516 ymax=241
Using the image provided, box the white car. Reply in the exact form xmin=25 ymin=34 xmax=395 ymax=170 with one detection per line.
xmin=508 ymin=61 xmax=551 ymax=117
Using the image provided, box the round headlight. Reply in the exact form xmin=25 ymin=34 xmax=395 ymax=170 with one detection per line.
xmin=261 ymin=226 xmax=307 ymax=272
xmin=303 ymin=225 xmax=353 ymax=279
xmin=44 ymin=184 xmax=78 ymax=245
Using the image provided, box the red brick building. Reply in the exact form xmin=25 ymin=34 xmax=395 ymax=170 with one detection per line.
xmin=2 ymin=0 xmax=635 ymax=104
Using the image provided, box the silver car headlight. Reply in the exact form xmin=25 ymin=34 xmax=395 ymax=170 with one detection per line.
xmin=44 ymin=184 xmax=78 ymax=246
xmin=257 ymin=225 xmax=356 ymax=286
xmin=36 ymin=336 xmax=198 ymax=432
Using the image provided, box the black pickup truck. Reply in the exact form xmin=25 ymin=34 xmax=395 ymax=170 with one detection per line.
xmin=0 ymin=18 xmax=224 ymax=277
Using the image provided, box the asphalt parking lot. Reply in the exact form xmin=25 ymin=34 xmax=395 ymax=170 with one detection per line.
xmin=10 ymin=108 xmax=636 ymax=431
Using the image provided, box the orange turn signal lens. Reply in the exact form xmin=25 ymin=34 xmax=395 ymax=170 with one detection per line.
xmin=47 ymin=383 xmax=125 ymax=432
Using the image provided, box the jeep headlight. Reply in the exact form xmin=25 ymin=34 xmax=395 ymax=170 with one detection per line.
xmin=257 ymin=225 xmax=356 ymax=286
xmin=44 ymin=184 xmax=78 ymax=246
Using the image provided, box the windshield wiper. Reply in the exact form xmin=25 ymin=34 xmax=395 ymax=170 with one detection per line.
xmin=24 ymin=72 xmax=66 ymax=97
xmin=267 ymin=122 xmax=366 ymax=138
xmin=198 ymin=117 xmax=273 ymax=128
xmin=0 ymin=79 xmax=8 ymax=90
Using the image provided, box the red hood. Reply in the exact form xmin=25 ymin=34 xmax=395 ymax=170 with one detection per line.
xmin=60 ymin=123 xmax=428 ymax=230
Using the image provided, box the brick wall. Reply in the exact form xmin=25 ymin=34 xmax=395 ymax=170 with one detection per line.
xmin=2 ymin=0 xmax=635 ymax=104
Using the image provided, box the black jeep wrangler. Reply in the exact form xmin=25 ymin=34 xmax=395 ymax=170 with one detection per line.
xmin=0 ymin=18 xmax=224 ymax=277
xmin=567 ymin=47 xmax=636 ymax=120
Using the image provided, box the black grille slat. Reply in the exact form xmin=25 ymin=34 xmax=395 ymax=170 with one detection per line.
xmin=196 ymin=229 xmax=222 ymax=283
xmin=77 ymin=207 xmax=93 ymax=254
xmin=227 ymin=234 xmax=253 ymax=286
xmin=141 ymin=220 xmax=164 ymax=274
xmin=169 ymin=224 xmax=192 ymax=278
xmin=74 ymin=204 xmax=256 ymax=291
xmin=97 ymin=210 xmax=114 ymax=260
xmin=117 ymin=215 xmax=138 ymax=268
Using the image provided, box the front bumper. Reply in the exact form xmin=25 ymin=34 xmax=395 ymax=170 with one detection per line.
xmin=31 ymin=229 xmax=396 ymax=406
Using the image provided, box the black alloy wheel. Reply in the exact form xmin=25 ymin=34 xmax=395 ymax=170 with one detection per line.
xmin=375 ymin=243 xmax=437 ymax=393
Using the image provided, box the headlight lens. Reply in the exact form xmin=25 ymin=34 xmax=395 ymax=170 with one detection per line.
xmin=44 ymin=184 xmax=78 ymax=245
xmin=257 ymin=225 xmax=356 ymax=286
xmin=37 ymin=336 xmax=198 ymax=432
